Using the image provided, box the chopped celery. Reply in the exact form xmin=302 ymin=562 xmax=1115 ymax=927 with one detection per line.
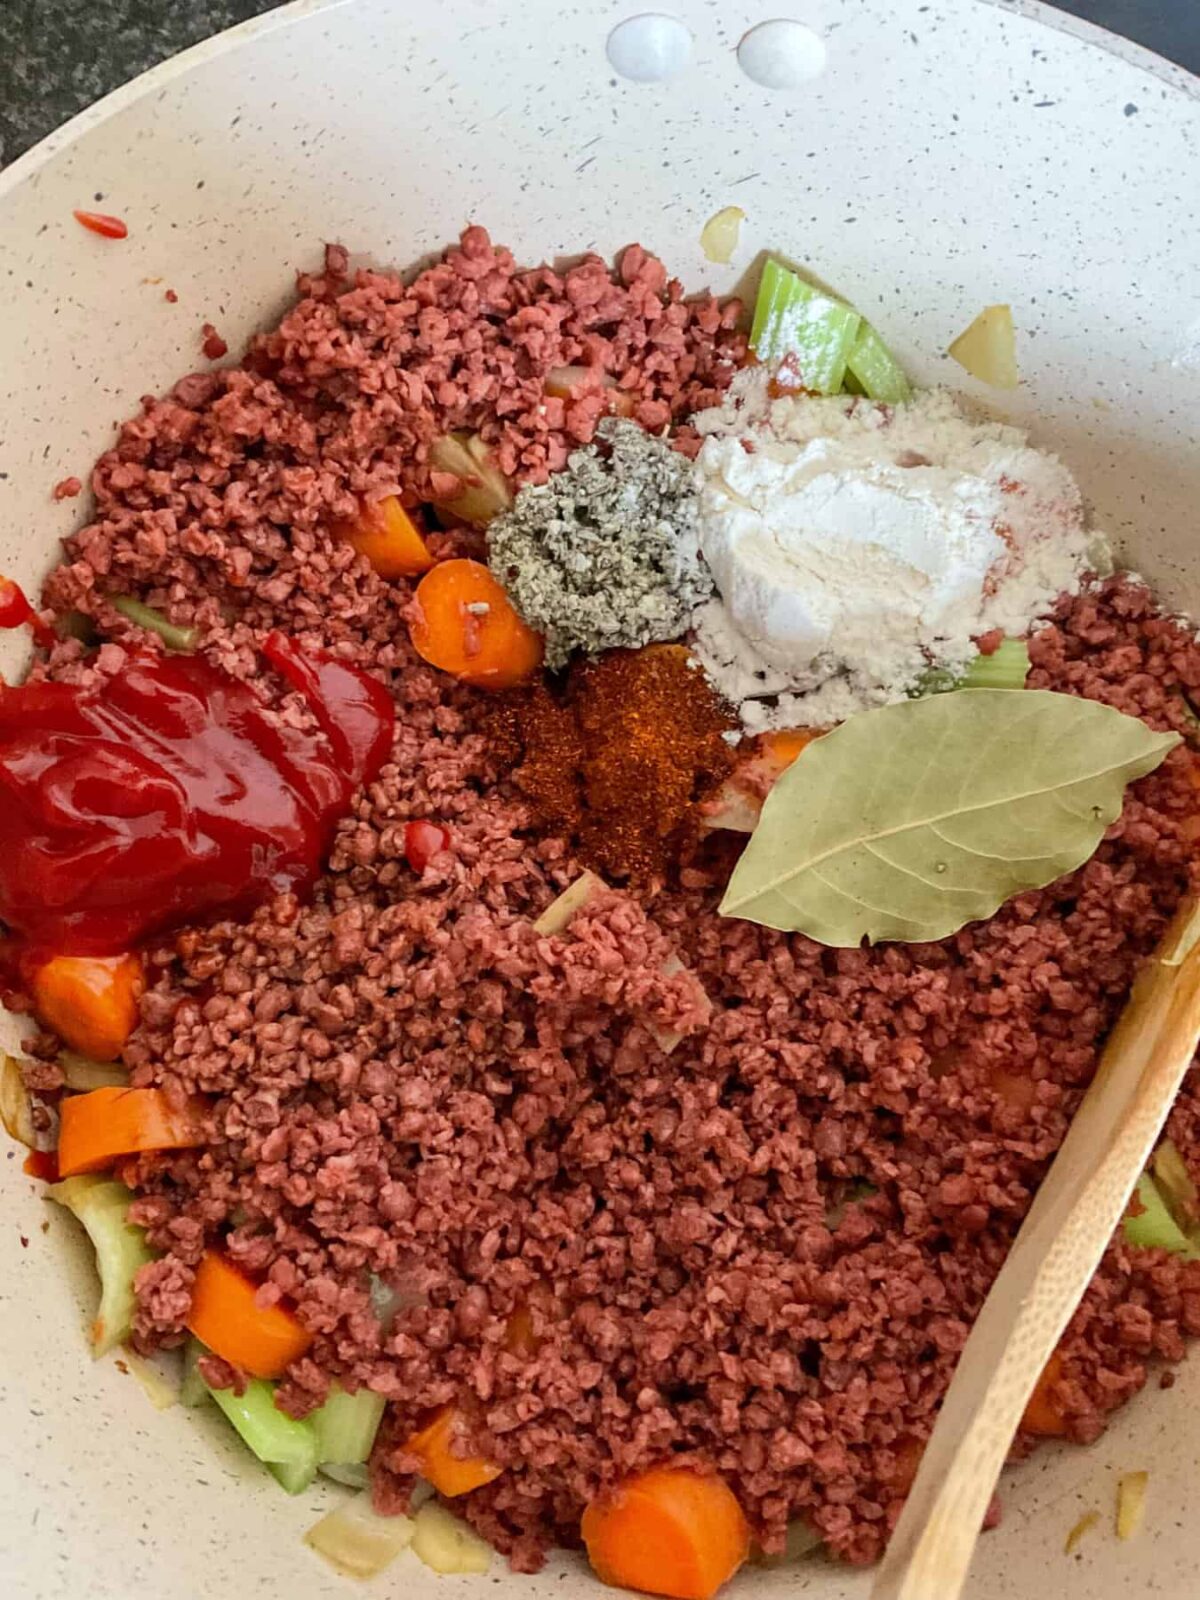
xmin=846 ymin=322 xmax=912 ymax=404
xmin=269 ymin=1457 xmax=319 ymax=1496
xmin=311 ymin=1383 xmax=386 ymax=1466
xmin=916 ymin=639 xmax=1030 ymax=697
xmin=959 ymin=638 xmax=1030 ymax=691
xmin=46 ymin=1175 xmax=154 ymax=1357
xmin=1123 ymin=1171 xmax=1199 ymax=1257
xmin=204 ymin=1374 xmax=319 ymax=1481
xmin=750 ymin=259 xmax=861 ymax=394
xmin=110 ymin=595 xmax=199 ymax=654
xmin=180 ymin=1336 xmax=209 ymax=1408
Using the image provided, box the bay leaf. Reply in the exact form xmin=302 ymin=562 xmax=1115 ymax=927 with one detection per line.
xmin=719 ymin=689 xmax=1180 ymax=946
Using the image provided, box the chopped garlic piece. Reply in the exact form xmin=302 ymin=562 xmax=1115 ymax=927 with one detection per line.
xmin=700 ymin=206 xmax=746 ymax=265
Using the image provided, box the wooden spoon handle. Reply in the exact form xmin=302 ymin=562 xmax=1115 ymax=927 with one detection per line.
xmin=872 ymin=898 xmax=1200 ymax=1600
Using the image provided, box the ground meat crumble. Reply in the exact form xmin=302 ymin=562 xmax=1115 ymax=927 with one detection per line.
xmin=21 ymin=229 xmax=1200 ymax=1572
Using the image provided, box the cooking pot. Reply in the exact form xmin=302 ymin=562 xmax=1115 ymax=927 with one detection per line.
xmin=1 ymin=2 xmax=1197 ymax=1596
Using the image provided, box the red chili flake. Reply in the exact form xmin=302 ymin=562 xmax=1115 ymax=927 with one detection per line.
xmin=404 ymin=820 xmax=452 ymax=874
xmin=73 ymin=209 xmax=128 ymax=240
xmin=201 ymin=323 xmax=228 ymax=360
xmin=164 ymin=288 xmax=178 ymax=303
xmin=52 ymin=476 xmax=82 ymax=502
xmin=19 ymin=1235 xmax=29 ymax=1249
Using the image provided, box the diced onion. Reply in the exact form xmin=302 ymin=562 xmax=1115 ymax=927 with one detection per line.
xmin=428 ymin=434 xmax=513 ymax=527
xmin=1064 ymin=1509 xmax=1099 ymax=1555
xmin=947 ymin=304 xmax=1018 ymax=389
xmin=305 ymin=1488 xmax=415 ymax=1579
xmin=59 ymin=1051 xmax=129 ymax=1090
xmin=0 ymin=1054 xmax=36 ymax=1149
xmin=120 ymin=1348 xmax=179 ymax=1411
xmin=753 ymin=1520 xmax=824 ymax=1565
xmin=320 ymin=1462 xmax=371 ymax=1490
xmin=532 ymin=871 xmax=605 ymax=936
xmin=1116 ymin=1470 xmax=1149 ymax=1541
xmin=1152 ymin=1138 xmax=1198 ymax=1227
xmin=700 ymin=206 xmax=746 ymax=265
xmin=411 ymin=1502 xmax=491 ymax=1575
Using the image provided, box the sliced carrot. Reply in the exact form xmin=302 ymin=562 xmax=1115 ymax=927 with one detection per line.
xmin=1021 ymin=1349 xmax=1068 ymax=1436
xmin=582 ymin=1467 xmax=750 ymax=1600
xmin=409 ymin=559 xmax=543 ymax=690
xmin=401 ymin=1403 xmax=504 ymax=1496
xmin=30 ymin=951 xmax=144 ymax=1061
xmin=57 ymin=1086 xmax=207 ymax=1177
xmin=759 ymin=728 xmax=817 ymax=767
xmin=334 ymin=494 xmax=435 ymax=579
xmin=186 ymin=1250 xmax=313 ymax=1379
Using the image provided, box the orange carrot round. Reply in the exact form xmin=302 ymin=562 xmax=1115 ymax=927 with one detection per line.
xmin=409 ymin=559 xmax=543 ymax=690
xmin=31 ymin=951 xmax=144 ymax=1061
xmin=581 ymin=1467 xmax=750 ymax=1600
xmin=1021 ymin=1349 xmax=1068 ymax=1436
xmin=401 ymin=1403 xmax=504 ymax=1496
xmin=57 ymin=1086 xmax=207 ymax=1177
xmin=335 ymin=494 xmax=435 ymax=579
xmin=186 ymin=1251 xmax=313 ymax=1379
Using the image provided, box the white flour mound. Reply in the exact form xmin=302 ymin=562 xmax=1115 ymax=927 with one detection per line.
xmin=689 ymin=372 xmax=1102 ymax=730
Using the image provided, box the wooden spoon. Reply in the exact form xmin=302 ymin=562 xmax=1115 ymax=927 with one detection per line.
xmin=872 ymin=894 xmax=1200 ymax=1600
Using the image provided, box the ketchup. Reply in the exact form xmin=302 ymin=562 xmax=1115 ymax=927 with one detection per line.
xmin=0 ymin=577 xmax=56 ymax=650
xmin=0 ymin=636 xmax=394 ymax=959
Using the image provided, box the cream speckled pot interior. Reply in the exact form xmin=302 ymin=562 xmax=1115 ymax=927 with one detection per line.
xmin=1 ymin=2 xmax=1198 ymax=1596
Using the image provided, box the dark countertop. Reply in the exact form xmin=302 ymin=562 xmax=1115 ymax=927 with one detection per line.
xmin=1 ymin=1 xmax=1196 ymax=168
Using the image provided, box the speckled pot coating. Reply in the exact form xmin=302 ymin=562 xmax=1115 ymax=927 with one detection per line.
xmin=0 ymin=2 xmax=1197 ymax=1597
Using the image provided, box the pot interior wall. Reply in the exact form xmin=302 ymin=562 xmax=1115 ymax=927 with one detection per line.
xmin=0 ymin=2 xmax=1197 ymax=1597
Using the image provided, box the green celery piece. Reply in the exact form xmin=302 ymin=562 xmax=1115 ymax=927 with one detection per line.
xmin=1123 ymin=1171 xmax=1199 ymax=1257
xmin=110 ymin=595 xmax=199 ymax=653
xmin=269 ymin=1457 xmax=319 ymax=1496
xmin=205 ymin=1375 xmax=320 ymax=1474
xmin=311 ymin=1383 xmax=387 ymax=1466
xmin=750 ymin=258 xmax=861 ymax=394
xmin=960 ymin=638 xmax=1030 ymax=691
xmin=46 ymin=1175 xmax=154 ymax=1357
xmin=846 ymin=321 xmax=912 ymax=404
xmin=915 ymin=639 xmax=1030 ymax=697
xmin=180 ymin=1336 xmax=209 ymax=1408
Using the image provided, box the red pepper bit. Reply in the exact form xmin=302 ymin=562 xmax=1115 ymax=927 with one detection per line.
xmin=201 ymin=323 xmax=228 ymax=360
xmin=0 ymin=576 xmax=56 ymax=650
xmin=73 ymin=210 xmax=128 ymax=240
xmin=23 ymin=1150 xmax=59 ymax=1183
xmin=404 ymin=820 xmax=451 ymax=874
